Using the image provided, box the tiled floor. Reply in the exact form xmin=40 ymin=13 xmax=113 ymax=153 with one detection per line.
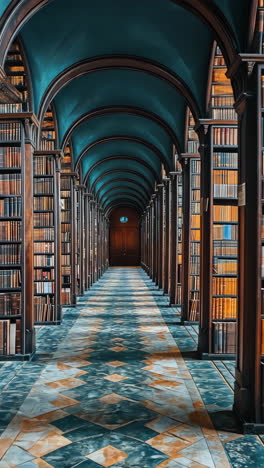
xmin=0 ymin=267 xmax=264 ymax=467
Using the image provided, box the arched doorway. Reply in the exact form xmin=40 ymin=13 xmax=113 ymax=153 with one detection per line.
xmin=109 ymin=207 xmax=140 ymax=266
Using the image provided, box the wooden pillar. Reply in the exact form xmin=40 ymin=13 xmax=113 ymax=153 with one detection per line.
xmin=153 ymin=192 xmax=158 ymax=284
xmin=23 ymin=116 xmax=37 ymax=355
xmin=157 ymin=184 xmax=164 ymax=289
xmin=71 ymin=175 xmax=78 ymax=305
xmin=77 ymin=185 xmax=85 ymax=295
xmin=54 ymin=153 xmax=62 ymax=320
xmin=163 ymin=177 xmax=170 ymax=294
xmin=181 ymin=159 xmax=191 ymax=321
xmin=168 ymin=172 xmax=178 ymax=305
xmin=90 ymin=200 xmax=95 ymax=285
xmin=232 ymin=63 xmax=263 ymax=430
xmin=84 ymin=192 xmax=91 ymax=290
xmin=197 ymin=125 xmax=212 ymax=356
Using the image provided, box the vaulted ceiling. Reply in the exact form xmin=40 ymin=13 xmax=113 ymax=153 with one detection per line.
xmin=1 ymin=0 xmax=254 ymax=212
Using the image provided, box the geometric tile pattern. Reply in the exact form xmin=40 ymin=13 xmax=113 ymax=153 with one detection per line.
xmin=0 ymin=267 xmax=263 ymax=467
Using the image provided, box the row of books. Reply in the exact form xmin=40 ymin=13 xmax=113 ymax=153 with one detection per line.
xmin=0 ymin=197 xmax=21 ymax=217
xmin=213 ymin=153 xmax=238 ymax=168
xmin=213 ymin=225 xmax=238 ymax=240
xmin=0 ymin=319 xmax=21 ymax=355
xmin=62 ymin=288 xmax=71 ymax=304
xmin=62 ymin=255 xmax=71 ymax=265
xmin=62 ymin=243 xmax=71 ymax=254
xmin=191 ymin=201 xmax=200 ymax=214
xmin=34 ymin=255 xmax=54 ymax=267
xmin=34 ymin=242 xmax=54 ymax=253
xmin=34 ymin=157 xmax=54 ymax=175
xmin=213 ymin=184 xmax=237 ymax=198
xmin=213 ymin=276 xmax=237 ymax=295
xmin=61 ymin=198 xmax=71 ymax=210
xmin=190 ymin=160 xmax=201 ymax=174
xmin=34 ymin=197 xmax=54 ymax=210
xmin=213 ymin=205 xmax=238 ymax=221
xmin=34 ymin=227 xmax=54 ymax=241
xmin=34 ymin=282 xmax=54 ymax=294
xmin=34 ymin=302 xmax=55 ymax=322
xmin=191 ymin=215 xmax=200 ymax=228
xmin=40 ymin=140 xmax=55 ymax=151
xmin=34 ymin=179 xmax=53 ymax=194
xmin=191 ymin=175 xmax=200 ymax=187
xmin=190 ymin=243 xmax=200 ymax=256
xmin=0 ymin=123 xmax=21 ymax=141
xmin=34 ymin=269 xmax=54 ymax=280
xmin=190 ymin=263 xmax=200 ymax=275
xmin=0 ymin=148 xmax=21 ymax=167
xmin=213 ymin=240 xmax=237 ymax=256
xmin=213 ymin=295 xmax=237 ymax=319
xmin=213 ymin=127 xmax=238 ymax=146
xmin=211 ymin=107 xmax=237 ymax=120
xmin=189 ymin=294 xmax=200 ymax=321
xmin=190 ymin=275 xmax=200 ymax=291
xmin=9 ymin=76 xmax=25 ymax=87
xmin=212 ymin=322 xmax=236 ymax=353
xmin=187 ymin=141 xmax=199 ymax=154
xmin=0 ymin=244 xmax=21 ymax=264
xmin=61 ymin=232 xmax=71 ymax=242
xmin=0 ymin=104 xmax=22 ymax=114
xmin=34 ymin=212 xmax=54 ymax=226
xmin=190 ymin=230 xmax=200 ymax=241
xmin=213 ymin=258 xmax=237 ymax=275
xmin=0 ymin=293 xmax=21 ymax=315
xmin=0 ymin=270 xmax=21 ymax=288
xmin=0 ymin=174 xmax=21 ymax=195
xmin=0 ymin=221 xmax=21 ymax=241
xmin=61 ymin=179 xmax=71 ymax=190
xmin=61 ymin=212 xmax=70 ymax=223
xmin=211 ymin=96 xmax=234 ymax=106
xmin=191 ymin=190 xmax=200 ymax=201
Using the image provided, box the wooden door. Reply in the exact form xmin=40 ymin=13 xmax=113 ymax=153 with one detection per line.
xmin=109 ymin=208 xmax=140 ymax=266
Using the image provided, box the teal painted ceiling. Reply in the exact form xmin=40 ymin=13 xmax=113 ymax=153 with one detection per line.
xmin=54 ymin=70 xmax=186 ymax=150
xmin=78 ymin=140 xmax=162 ymax=179
xmin=20 ymin=0 xmax=214 ymax=113
xmin=83 ymin=159 xmax=156 ymax=190
xmin=6 ymin=0 xmax=251 ymax=212
xmin=214 ymin=0 xmax=252 ymax=50
xmin=70 ymin=114 xmax=172 ymax=169
xmin=0 ymin=0 xmax=11 ymax=17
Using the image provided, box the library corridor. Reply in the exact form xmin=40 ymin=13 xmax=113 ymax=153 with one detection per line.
xmin=1 ymin=0 xmax=264 ymax=466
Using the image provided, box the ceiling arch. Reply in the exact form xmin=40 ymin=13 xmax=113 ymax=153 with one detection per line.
xmin=105 ymin=201 xmax=142 ymax=216
xmin=96 ymin=179 xmax=150 ymax=202
xmin=92 ymin=170 xmax=154 ymax=196
xmin=100 ymin=186 xmax=149 ymax=206
xmin=104 ymin=195 xmax=144 ymax=212
xmin=1 ymin=0 xmax=252 ymax=76
xmin=85 ymin=159 xmax=157 ymax=192
xmin=101 ymin=189 xmax=147 ymax=209
xmin=74 ymin=136 xmax=171 ymax=173
xmin=61 ymin=107 xmax=179 ymax=152
xmin=83 ymin=155 xmax=159 ymax=187
xmin=53 ymin=69 xmax=188 ymax=152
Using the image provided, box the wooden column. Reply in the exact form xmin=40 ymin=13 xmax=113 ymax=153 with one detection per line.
xmin=231 ymin=63 xmax=263 ymax=430
xmin=197 ymin=125 xmax=212 ymax=356
xmin=157 ymin=184 xmax=164 ymax=289
xmin=54 ymin=152 xmax=62 ymax=320
xmin=77 ymin=185 xmax=85 ymax=295
xmin=181 ymin=159 xmax=191 ymax=321
xmin=153 ymin=192 xmax=158 ymax=284
xmin=84 ymin=192 xmax=91 ymax=290
xmin=162 ymin=177 xmax=170 ymax=294
xmin=23 ymin=116 xmax=38 ymax=355
xmin=71 ymin=175 xmax=78 ymax=305
xmin=168 ymin=172 xmax=178 ymax=306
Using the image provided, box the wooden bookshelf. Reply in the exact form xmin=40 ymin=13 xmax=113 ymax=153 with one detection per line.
xmin=181 ymin=109 xmax=201 ymax=322
xmin=4 ymin=38 xmax=29 ymax=111
xmin=176 ymin=161 xmax=183 ymax=305
xmin=0 ymin=113 xmax=37 ymax=358
xmin=33 ymin=150 xmax=62 ymax=324
xmin=60 ymin=142 xmax=73 ymax=305
xmin=198 ymin=45 xmax=238 ymax=358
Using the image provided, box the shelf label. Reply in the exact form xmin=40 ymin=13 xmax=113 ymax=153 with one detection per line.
xmin=238 ymin=183 xmax=246 ymax=207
